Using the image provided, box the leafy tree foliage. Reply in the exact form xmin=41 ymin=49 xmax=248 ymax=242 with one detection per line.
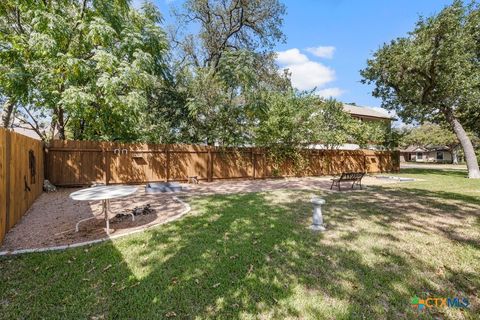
xmin=314 ymin=100 xmax=392 ymax=150
xmin=0 ymin=0 xmax=392 ymax=163
xmin=255 ymin=96 xmax=390 ymax=170
xmin=254 ymin=91 xmax=319 ymax=159
xmin=361 ymin=1 xmax=480 ymax=178
xmin=0 ymin=0 xmax=169 ymax=141
xmin=166 ymin=0 xmax=390 ymax=150
xmin=158 ymin=0 xmax=290 ymax=146
xmin=401 ymin=124 xmax=458 ymax=148
xmin=359 ymin=121 xmax=394 ymax=149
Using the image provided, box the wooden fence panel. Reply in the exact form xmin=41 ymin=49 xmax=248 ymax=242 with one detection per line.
xmin=0 ymin=129 xmax=6 ymax=243
xmin=365 ymin=154 xmax=381 ymax=173
xmin=212 ymin=150 xmax=253 ymax=179
xmin=45 ymin=140 xmax=399 ymax=186
xmin=304 ymin=152 xmax=324 ymax=176
xmin=166 ymin=144 xmax=210 ymax=181
xmin=109 ymin=151 xmax=167 ymax=184
xmin=0 ymin=128 xmax=44 ymax=245
xmin=46 ymin=140 xmax=105 ymax=186
xmin=169 ymin=150 xmax=209 ymax=181
xmin=339 ymin=152 xmax=365 ymax=174
xmin=253 ymin=153 xmax=265 ymax=179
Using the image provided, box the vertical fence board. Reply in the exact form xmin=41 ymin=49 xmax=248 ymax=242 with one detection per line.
xmin=0 ymin=130 xmax=6 ymax=242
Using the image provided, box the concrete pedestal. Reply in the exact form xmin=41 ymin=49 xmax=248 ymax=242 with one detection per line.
xmin=310 ymin=197 xmax=326 ymax=231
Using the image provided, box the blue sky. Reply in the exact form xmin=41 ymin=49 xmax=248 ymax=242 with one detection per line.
xmin=143 ymin=0 xmax=454 ymax=115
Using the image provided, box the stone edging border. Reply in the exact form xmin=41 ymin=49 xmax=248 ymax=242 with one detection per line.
xmin=0 ymin=196 xmax=191 ymax=257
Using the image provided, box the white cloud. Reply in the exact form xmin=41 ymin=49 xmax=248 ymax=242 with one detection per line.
xmin=306 ymin=46 xmax=335 ymax=59
xmin=276 ymin=48 xmax=337 ymax=92
xmin=286 ymin=61 xmax=335 ymax=90
xmin=276 ymin=48 xmax=309 ymax=65
xmin=316 ymin=87 xmax=345 ymax=98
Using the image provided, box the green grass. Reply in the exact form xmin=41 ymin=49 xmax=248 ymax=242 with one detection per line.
xmin=1 ymin=169 xmax=479 ymax=319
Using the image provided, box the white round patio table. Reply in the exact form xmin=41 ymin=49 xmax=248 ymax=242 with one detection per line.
xmin=70 ymin=185 xmax=138 ymax=235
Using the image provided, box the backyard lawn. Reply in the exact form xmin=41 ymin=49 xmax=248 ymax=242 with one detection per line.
xmin=0 ymin=169 xmax=479 ymax=319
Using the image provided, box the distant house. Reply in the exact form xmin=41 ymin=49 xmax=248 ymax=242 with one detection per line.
xmin=342 ymin=104 xmax=394 ymax=125
xmin=400 ymin=145 xmax=453 ymax=163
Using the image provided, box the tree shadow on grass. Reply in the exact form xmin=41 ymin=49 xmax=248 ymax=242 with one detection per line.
xmin=279 ymin=188 xmax=479 ymax=317
xmin=0 ymin=241 xmax=135 ymax=319
xmin=103 ymin=187 xmax=479 ymax=318
xmin=108 ymin=193 xmax=303 ymax=318
xmin=326 ymin=185 xmax=480 ymax=247
xmin=1 ymin=186 xmax=479 ymax=319
xmin=400 ymin=168 xmax=468 ymax=177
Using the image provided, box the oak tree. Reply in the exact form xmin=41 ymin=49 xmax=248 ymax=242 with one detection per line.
xmin=361 ymin=1 xmax=480 ymax=178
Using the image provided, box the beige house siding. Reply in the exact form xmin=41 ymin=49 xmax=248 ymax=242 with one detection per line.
xmin=401 ymin=150 xmax=452 ymax=163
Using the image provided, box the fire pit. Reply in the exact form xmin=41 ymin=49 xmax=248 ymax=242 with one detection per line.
xmin=375 ymin=176 xmax=415 ymax=182
xmin=145 ymin=182 xmax=187 ymax=193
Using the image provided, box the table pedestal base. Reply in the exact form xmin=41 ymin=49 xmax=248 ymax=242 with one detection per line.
xmin=75 ymin=199 xmax=135 ymax=235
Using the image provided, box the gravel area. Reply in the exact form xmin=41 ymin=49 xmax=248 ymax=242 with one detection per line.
xmin=1 ymin=175 xmax=405 ymax=252
xmin=0 ymin=188 xmax=185 ymax=252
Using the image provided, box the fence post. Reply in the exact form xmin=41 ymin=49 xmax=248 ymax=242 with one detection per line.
xmin=43 ymin=145 xmax=48 ymax=183
xmin=166 ymin=146 xmax=170 ymax=182
xmin=207 ymin=148 xmax=213 ymax=182
xmin=363 ymin=152 xmax=367 ymax=173
xmin=252 ymin=148 xmax=256 ymax=180
xmin=103 ymin=147 xmax=110 ymax=185
xmin=4 ymin=130 xmax=11 ymax=233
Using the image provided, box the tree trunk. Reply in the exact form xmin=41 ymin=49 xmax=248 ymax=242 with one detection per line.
xmin=49 ymin=119 xmax=56 ymax=141
xmin=55 ymin=107 xmax=66 ymax=140
xmin=1 ymin=99 xmax=15 ymax=128
xmin=444 ymin=110 xmax=480 ymax=178
xmin=451 ymin=146 xmax=459 ymax=165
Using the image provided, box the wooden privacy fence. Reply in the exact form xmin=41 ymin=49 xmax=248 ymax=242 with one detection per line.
xmin=0 ymin=129 xmax=44 ymax=244
xmin=46 ymin=140 xmax=399 ymax=186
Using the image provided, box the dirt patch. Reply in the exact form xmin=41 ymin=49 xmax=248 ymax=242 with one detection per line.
xmin=185 ymin=175 xmax=401 ymax=194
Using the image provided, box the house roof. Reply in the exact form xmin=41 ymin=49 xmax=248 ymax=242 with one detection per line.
xmin=425 ymin=145 xmax=450 ymax=151
xmin=400 ymin=145 xmax=451 ymax=152
xmin=400 ymin=145 xmax=428 ymax=152
xmin=342 ymin=104 xmax=394 ymax=120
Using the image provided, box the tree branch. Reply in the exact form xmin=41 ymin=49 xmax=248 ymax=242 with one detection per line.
xmin=15 ymin=7 xmax=25 ymax=34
